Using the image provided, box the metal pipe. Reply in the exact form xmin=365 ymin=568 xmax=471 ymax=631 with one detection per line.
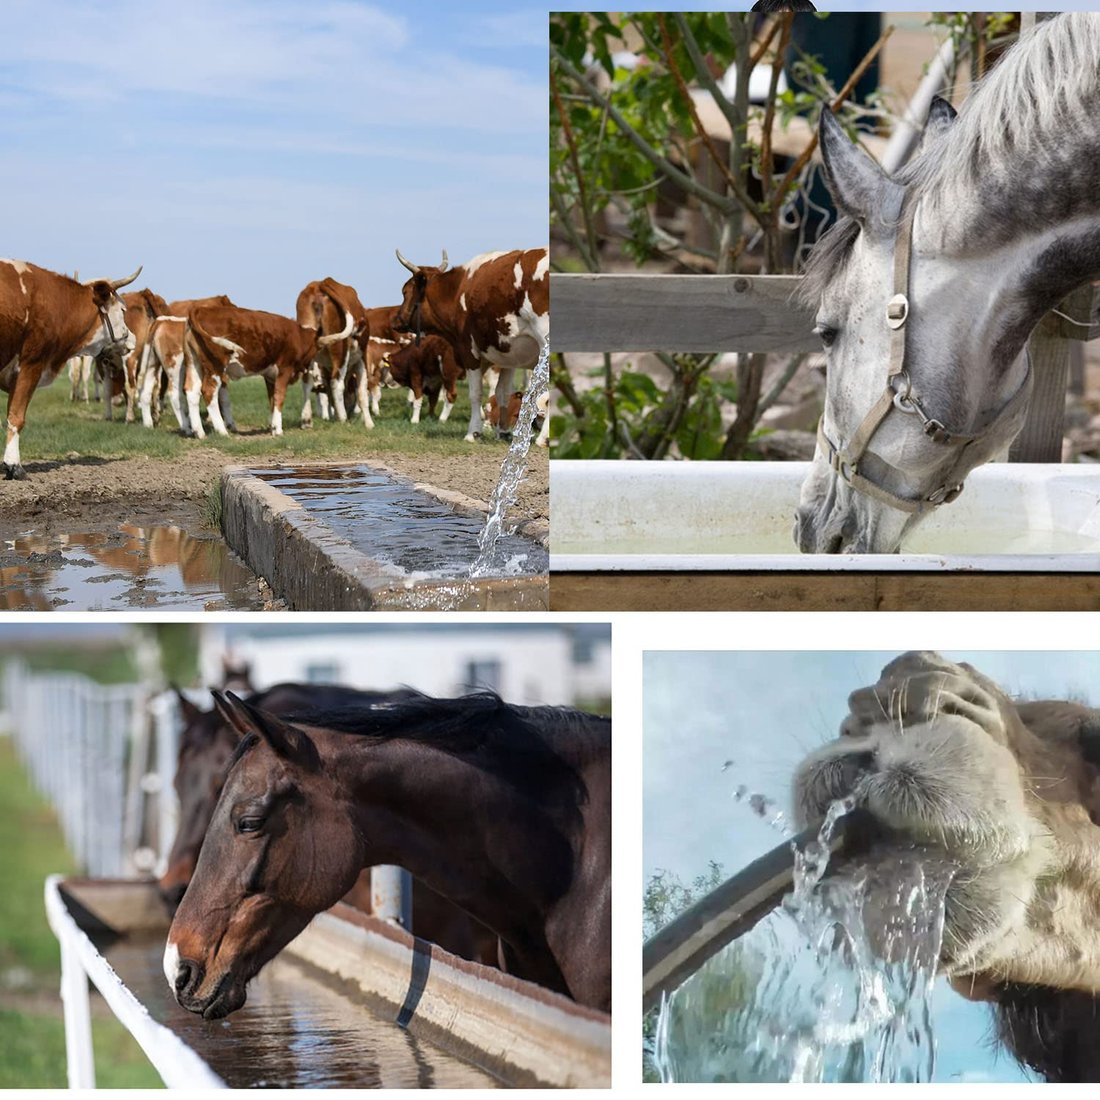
xmin=880 ymin=36 xmax=957 ymax=176
xmin=642 ymin=810 xmax=874 ymax=1011
xmin=371 ymin=865 xmax=413 ymax=929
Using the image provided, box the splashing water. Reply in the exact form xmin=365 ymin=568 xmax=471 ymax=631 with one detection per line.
xmin=731 ymin=784 xmax=792 ymax=838
xmin=470 ymin=339 xmax=549 ymax=578
xmin=654 ymin=798 xmax=956 ymax=1083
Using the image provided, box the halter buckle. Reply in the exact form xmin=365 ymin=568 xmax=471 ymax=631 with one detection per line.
xmin=886 ymin=293 xmax=909 ymax=329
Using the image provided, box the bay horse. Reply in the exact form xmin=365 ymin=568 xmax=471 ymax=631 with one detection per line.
xmin=158 ymin=683 xmax=499 ymax=966
xmin=796 ymin=14 xmax=1100 ymax=553
xmin=163 ymin=691 xmax=611 ymax=1017
xmin=795 ymin=651 xmax=1100 ymax=1081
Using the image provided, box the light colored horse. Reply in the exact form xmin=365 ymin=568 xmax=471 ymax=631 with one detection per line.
xmin=794 ymin=650 xmax=1100 ymax=1080
xmin=796 ymin=14 xmax=1100 ymax=553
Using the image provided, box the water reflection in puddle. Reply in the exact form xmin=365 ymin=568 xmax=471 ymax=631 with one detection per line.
xmin=102 ymin=935 xmax=502 ymax=1088
xmin=254 ymin=466 xmax=548 ymax=579
xmin=0 ymin=525 xmax=272 ymax=611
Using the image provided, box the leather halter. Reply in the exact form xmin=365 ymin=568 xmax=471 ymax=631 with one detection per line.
xmin=816 ymin=203 xmax=1033 ymax=516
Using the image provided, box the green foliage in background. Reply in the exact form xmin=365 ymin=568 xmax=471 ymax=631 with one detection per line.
xmin=0 ymin=738 xmax=161 ymax=1087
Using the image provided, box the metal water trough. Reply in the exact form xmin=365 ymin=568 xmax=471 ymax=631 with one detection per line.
xmin=551 ymin=459 xmax=1100 ymax=610
xmin=221 ymin=466 xmax=549 ymax=611
xmin=46 ymin=876 xmax=610 ymax=1089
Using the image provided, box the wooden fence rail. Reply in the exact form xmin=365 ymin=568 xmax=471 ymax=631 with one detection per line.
xmin=553 ymin=271 xmax=1100 ymax=463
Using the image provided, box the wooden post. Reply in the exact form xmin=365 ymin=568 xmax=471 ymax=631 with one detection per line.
xmin=59 ymin=939 xmax=95 ymax=1088
xmin=371 ymin=866 xmax=413 ymax=930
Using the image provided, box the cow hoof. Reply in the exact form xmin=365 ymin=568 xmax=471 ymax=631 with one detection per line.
xmin=500 ymin=431 xmax=513 ymax=443
xmin=301 ymin=420 xmax=313 ymax=430
xmin=4 ymin=463 xmax=26 ymax=481
xmin=464 ymin=432 xmax=479 ymax=443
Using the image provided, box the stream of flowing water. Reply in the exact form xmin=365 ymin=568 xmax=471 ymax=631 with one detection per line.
xmin=470 ymin=339 xmax=549 ymax=578
xmin=654 ymin=798 xmax=956 ymax=1083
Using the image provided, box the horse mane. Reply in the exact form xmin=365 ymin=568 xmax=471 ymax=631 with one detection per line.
xmin=280 ymin=691 xmax=608 ymax=804
xmin=799 ymin=14 xmax=1100 ymax=305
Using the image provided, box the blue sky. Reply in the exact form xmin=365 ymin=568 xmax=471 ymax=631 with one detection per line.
xmin=0 ymin=1 xmax=547 ymax=312
xmin=643 ymin=650 xmax=1100 ymax=1082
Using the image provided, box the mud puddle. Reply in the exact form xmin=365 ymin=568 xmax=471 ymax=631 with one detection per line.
xmin=254 ymin=465 xmax=548 ymax=579
xmin=0 ymin=506 xmax=279 ymax=611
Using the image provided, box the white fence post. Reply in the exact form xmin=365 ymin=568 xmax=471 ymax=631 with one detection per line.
xmin=371 ymin=866 xmax=413 ymax=929
xmin=59 ymin=937 xmax=96 ymax=1088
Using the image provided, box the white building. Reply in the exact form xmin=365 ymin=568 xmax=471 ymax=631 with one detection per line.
xmin=198 ymin=624 xmax=610 ymax=708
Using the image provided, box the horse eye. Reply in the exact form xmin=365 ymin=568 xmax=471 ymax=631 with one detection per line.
xmin=813 ymin=323 xmax=838 ymax=349
xmin=237 ymin=816 xmax=264 ymax=834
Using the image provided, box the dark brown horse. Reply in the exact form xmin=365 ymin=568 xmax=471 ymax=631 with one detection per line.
xmin=164 ymin=691 xmax=611 ymax=1017
xmin=159 ymin=682 xmax=497 ymax=966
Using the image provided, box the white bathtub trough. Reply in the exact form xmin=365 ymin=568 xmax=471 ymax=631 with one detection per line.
xmin=551 ymin=460 xmax=1100 ymax=572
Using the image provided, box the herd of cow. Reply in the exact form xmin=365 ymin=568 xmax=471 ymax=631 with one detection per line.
xmin=0 ymin=247 xmax=550 ymax=480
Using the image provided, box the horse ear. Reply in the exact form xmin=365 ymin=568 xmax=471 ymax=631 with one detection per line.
xmin=818 ymin=108 xmax=890 ymax=226
xmin=221 ymin=691 xmax=321 ymax=771
xmin=172 ymin=684 xmax=204 ymax=727
xmin=923 ymin=96 xmax=958 ymax=145
xmin=210 ymin=689 xmax=251 ymax=742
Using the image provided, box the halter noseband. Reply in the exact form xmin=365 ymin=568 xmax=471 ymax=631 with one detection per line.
xmin=817 ymin=203 xmax=1032 ymax=516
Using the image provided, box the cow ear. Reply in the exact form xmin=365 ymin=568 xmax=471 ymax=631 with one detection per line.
xmin=172 ymin=684 xmax=204 ymax=728
xmin=218 ymin=691 xmax=321 ymax=771
xmin=819 ymin=108 xmax=892 ymax=227
xmin=91 ymin=280 xmax=113 ymax=308
xmin=1075 ymin=713 xmax=1100 ymax=771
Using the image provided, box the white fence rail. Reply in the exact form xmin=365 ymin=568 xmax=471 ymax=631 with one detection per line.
xmin=3 ymin=662 xmax=187 ymax=877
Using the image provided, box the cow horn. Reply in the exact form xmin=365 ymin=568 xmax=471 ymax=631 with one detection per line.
xmin=84 ymin=265 xmax=143 ymax=290
xmin=318 ymin=305 xmax=355 ymax=346
xmin=395 ymin=249 xmax=418 ymax=274
xmin=438 ymin=249 xmax=449 ymax=272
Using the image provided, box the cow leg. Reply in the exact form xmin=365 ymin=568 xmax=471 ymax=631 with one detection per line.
xmin=204 ymin=376 xmax=230 ymax=437
xmin=440 ymin=373 xmax=457 ymax=422
xmin=535 ymin=392 xmax=550 ymax=447
xmin=138 ymin=345 xmax=159 ymax=429
xmin=218 ymin=382 xmax=237 ymax=432
xmin=269 ymin=370 xmax=291 ymax=436
xmin=370 ymin=378 xmax=382 ymax=417
xmin=356 ymin=365 xmax=375 ymax=429
xmin=124 ymin=349 xmax=140 ymax=423
xmin=3 ymin=365 xmax=42 ymax=479
xmin=332 ymin=347 xmax=349 ymax=422
xmin=183 ymin=363 xmax=205 ymax=440
xmin=465 ymin=369 xmax=485 ymax=442
xmin=495 ymin=367 xmax=516 ymax=439
xmin=300 ymin=372 xmax=314 ymax=429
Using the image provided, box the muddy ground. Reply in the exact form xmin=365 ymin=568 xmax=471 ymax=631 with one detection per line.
xmin=0 ymin=447 xmax=549 ymax=541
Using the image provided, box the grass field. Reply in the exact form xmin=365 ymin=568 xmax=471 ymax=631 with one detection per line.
xmin=24 ymin=371 xmax=505 ymax=466
xmin=0 ymin=735 xmax=162 ymax=1088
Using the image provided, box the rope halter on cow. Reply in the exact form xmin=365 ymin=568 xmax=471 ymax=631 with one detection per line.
xmin=815 ymin=203 xmax=1033 ymax=516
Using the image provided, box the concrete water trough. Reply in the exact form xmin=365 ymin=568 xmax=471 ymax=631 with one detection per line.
xmin=45 ymin=876 xmax=610 ymax=1088
xmin=221 ymin=464 xmax=549 ymax=611
xmin=550 ymin=460 xmax=1100 ymax=611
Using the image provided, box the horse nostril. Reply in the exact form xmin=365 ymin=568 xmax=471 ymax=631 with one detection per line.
xmin=175 ymin=960 xmax=202 ymax=997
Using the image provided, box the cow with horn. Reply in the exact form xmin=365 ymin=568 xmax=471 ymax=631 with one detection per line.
xmin=0 ymin=260 xmax=141 ymax=479
xmin=393 ymin=247 xmax=549 ymax=443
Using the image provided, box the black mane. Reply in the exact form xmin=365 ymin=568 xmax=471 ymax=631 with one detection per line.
xmin=284 ymin=691 xmax=609 ymax=805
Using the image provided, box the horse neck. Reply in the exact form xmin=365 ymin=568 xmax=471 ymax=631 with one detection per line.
xmin=329 ymin=732 xmax=583 ymax=945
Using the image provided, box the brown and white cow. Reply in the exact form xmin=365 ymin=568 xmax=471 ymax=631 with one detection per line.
xmin=359 ymin=304 xmax=412 ymax=420
xmin=137 ymin=296 xmax=235 ymax=431
xmin=0 ymin=260 xmax=140 ymax=479
xmin=393 ymin=247 xmax=549 ymax=442
xmin=185 ymin=305 xmax=350 ymax=437
xmin=117 ymin=288 xmax=170 ymax=423
xmin=387 ymin=334 xmax=465 ymax=424
xmin=295 ymin=278 xmax=372 ymax=428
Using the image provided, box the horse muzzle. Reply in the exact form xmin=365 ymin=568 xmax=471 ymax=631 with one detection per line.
xmin=171 ymin=958 xmax=248 ymax=1019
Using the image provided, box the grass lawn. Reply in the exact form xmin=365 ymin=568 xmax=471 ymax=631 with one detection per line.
xmin=23 ymin=372 xmax=502 ymax=465
xmin=0 ymin=735 xmax=162 ymax=1087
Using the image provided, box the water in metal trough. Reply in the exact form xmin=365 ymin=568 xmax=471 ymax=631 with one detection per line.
xmin=655 ymin=800 xmax=953 ymax=1084
xmin=102 ymin=934 xmax=502 ymax=1088
xmin=0 ymin=525 xmax=272 ymax=611
xmin=254 ymin=466 xmax=548 ymax=579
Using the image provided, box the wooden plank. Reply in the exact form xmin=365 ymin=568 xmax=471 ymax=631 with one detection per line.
xmin=1009 ymin=313 xmax=1069 ymax=463
xmin=549 ymin=571 xmax=1100 ymax=612
xmin=552 ymin=272 xmax=817 ymax=354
